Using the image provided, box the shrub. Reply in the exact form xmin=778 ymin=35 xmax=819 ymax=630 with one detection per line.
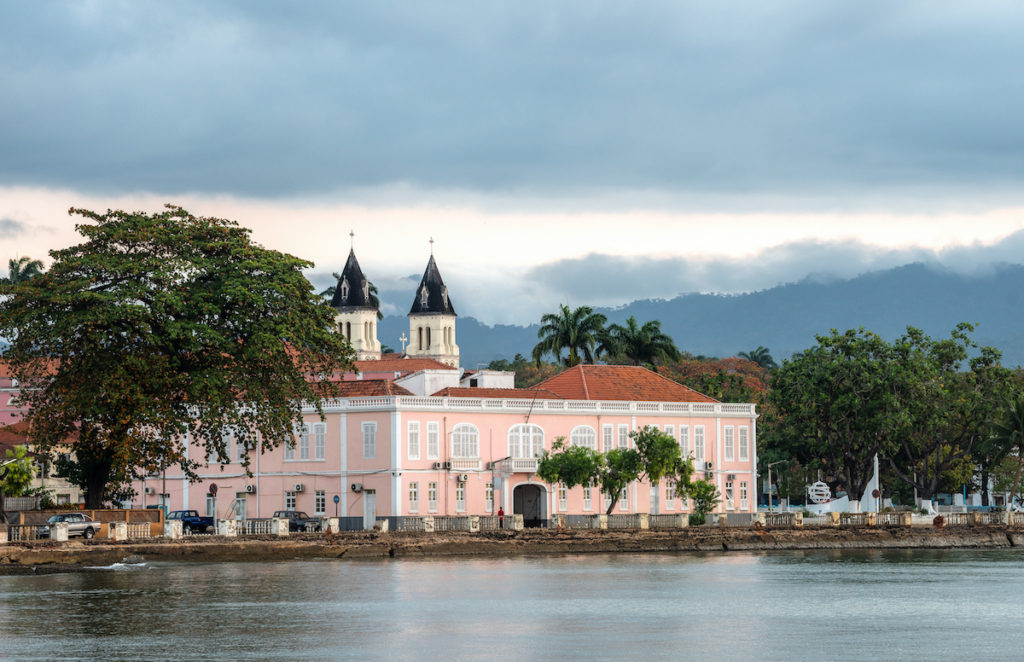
xmin=688 ymin=512 xmax=706 ymax=526
xmin=933 ymin=515 xmax=945 ymax=528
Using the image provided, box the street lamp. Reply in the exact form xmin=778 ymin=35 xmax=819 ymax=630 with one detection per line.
xmin=766 ymin=460 xmax=788 ymax=513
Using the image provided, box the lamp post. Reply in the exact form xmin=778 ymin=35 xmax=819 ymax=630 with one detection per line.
xmin=766 ymin=460 xmax=788 ymax=513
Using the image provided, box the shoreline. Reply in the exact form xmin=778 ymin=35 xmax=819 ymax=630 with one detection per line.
xmin=1 ymin=526 xmax=1019 ymax=573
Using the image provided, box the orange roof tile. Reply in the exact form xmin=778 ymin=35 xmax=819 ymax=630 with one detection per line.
xmin=353 ymin=354 xmax=457 ymax=375
xmin=431 ymin=387 xmax=564 ymax=399
xmin=326 ymin=380 xmax=414 ymax=397
xmin=537 ymin=365 xmax=719 ymax=403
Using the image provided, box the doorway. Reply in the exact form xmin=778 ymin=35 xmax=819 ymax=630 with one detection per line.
xmin=363 ymin=490 xmax=377 ymax=530
xmin=513 ymin=484 xmax=547 ymax=527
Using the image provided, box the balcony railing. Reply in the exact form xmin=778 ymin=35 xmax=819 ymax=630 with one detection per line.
xmin=511 ymin=457 xmax=539 ymax=473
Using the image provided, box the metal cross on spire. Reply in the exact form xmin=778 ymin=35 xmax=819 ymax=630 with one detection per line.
xmin=399 ymin=332 xmax=409 ymax=353
xmin=350 ymin=229 xmax=355 ymax=249
xmin=429 ymin=237 xmax=434 ymax=255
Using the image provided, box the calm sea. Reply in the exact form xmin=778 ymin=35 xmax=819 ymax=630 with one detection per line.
xmin=2 ymin=549 xmax=1024 ymax=661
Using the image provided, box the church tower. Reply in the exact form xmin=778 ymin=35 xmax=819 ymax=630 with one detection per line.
xmin=331 ymin=242 xmax=381 ymax=361
xmin=406 ymin=250 xmax=459 ymax=367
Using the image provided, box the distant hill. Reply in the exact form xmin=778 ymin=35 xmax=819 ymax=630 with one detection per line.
xmin=380 ymin=262 xmax=1024 ymax=369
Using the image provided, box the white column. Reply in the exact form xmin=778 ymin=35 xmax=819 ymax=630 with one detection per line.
xmin=391 ymin=410 xmax=402 ymax=517
xmin=751 ymin=413 xmax=758 ymax=511
xmin=716 ymin=412 xmax=723 ymax=512
xmin=340 ymin=412 xmax=348 ymax=517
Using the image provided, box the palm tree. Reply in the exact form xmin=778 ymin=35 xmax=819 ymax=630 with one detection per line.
xmin=991 ymin=395 xmax=1024 ymax=510
xmin=532 ymin=305 xmax=608 ymax=367
xmin=320 ymin=274 xmax=383 ymax=320
xmin=738 ymin=346 xmax=777 ymax=370
xmin=1 ymin=256 xmax=44 ymax=285
xmin=600 ymin=316 xmax=680 ymax=367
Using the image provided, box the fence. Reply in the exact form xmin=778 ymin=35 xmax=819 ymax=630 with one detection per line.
xmin=238 ymin=519 xmax=274 ymax=535
xmin=649 ymin=514 xmax=686 ymax=529
xmin=5 ymin=496 xmax=40 ymax=511
xmin=607 ymin=514 xmax=644 ymax=529
xmin=6 ymin=525 xmax=46 ymax=541
xmin=125 ymin=522 xmax=156 ymax=539
xmin=765 ymin=512 xmax=800 ymax=528
xmin=431 ymin=516 xmax=471 ymax=532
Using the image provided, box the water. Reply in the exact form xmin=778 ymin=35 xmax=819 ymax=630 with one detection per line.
xmin=3 ymin=549 xmax=1024 ymax=661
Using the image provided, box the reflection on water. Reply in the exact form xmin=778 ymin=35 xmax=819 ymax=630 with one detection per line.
xmin=3 ymin=549 xmax=1024 ymax=661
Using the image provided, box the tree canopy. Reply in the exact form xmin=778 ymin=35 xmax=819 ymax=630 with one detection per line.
xmin=1 ymin=256 xmax=45 ymax=285
xmin=532 ymin=304 xmax=607 ymax=367
xmin=0 ymin=445 xmax=35 ymax=524
xmin=599 ymin=316 xmax=680 ymax=367
xmin=0 ymin=205 xmax=355 ymax=507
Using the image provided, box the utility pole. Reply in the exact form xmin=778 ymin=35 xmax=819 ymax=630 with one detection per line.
xmin=766 ymin=460 xmax=788 ymax=513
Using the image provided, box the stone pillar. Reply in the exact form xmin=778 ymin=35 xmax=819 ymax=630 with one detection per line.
xmin=899 ymin=512 xmax=913 ymax=527
xmin=866 ymin=512 xmax=877 ymax=527
xmin=52 ymin=522 xmax=70 ymax=542
xmin=0 ymin=529 xmax=7 ymax=544
xmin=794 ymin=512 xmax=804 ymax=529
xmin=323 ymin=517 xmax=339 ymax=534
xmin=592 ymin=514 xmax=608 ymax=530
xmin=374 ymin=518 xmax=389 ymax=532
xmin=512 ymin=514 xmax=524 ymax=531
xmin=108 ymin=522 xmax=128 ymax=541
xmin=163 ymin=520 xmax=183 ymax=539
xmin=638 ymin=513 xmax=650 ymax=530
xmin=423 ymin=516 xmax=435 ymax=533
xmin=469 ymin=515 xmax=480 ymax=533
xmin=754 ymin=512 xmax=766 ymax=527
xmin=717 ymin=513 xmax=728 ymax=528
xmin=272 ymin=518 xmax=289 ymax=536
xmin=1004 ymin=510 xmax=1014 ymax=526
xmin=828 ymin=511 xmax=840 ymax=526
xmin=217 ymin=519 xmax=237 ymax=537
xmin=969 ymin=511 xmax=982 ymax=526
xmin=673 ymin=513 xmax=688 ymax=528
xmin=554 ymin=514 xmax=566 ymax=529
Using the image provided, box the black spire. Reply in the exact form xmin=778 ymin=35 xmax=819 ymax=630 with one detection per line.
xmin=330 ymin=249 xmax=376 ymax=310
xmin=408 ymin=254 xmax=456 ymax=315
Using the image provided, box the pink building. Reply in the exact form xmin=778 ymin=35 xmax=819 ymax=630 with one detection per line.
xmin=132 ymin=249 xmax=759 ymax=526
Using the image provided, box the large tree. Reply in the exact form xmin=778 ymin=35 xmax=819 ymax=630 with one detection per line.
xmin=538 ymin=426 xmax=694 ymax=514
xmin=988 ymin=394 xmax=1024 ymax=509
xmin=1 ymin=256 xmax=45 ymax=285
xmin=0 ymin=205 xmax=355 ymax=507
xmin=599 ymin=316 xmax=680 ymax=367
xmin=0 ymin=446 xmax=35 ymax=524
xmin=737 ymin=346 xmax=777 ymax=370
xmin=532 ymin=304 xmax=607 ymax=367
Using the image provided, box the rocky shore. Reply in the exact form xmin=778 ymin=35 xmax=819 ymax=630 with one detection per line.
xmin=1 ymin=525 xmax=1020 ymax=573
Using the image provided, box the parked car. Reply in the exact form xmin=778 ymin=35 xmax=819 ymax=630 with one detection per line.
xmin=167 ymin=510 xmax=215 ymax=534
xmin=273 ymin=510 xmax=322 ymax=532
xmin=39 ymin=513 xmax=98 ymax=539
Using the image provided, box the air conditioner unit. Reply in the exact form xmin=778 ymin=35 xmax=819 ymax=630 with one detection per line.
xmin=456 ymin=473 xmax=469 ymax=483
xmin=294 ymin=483 xmax=305 ymax=493
xmin=706 ymin=471 xmax=715 ymax=480
xmin=432 ymin=462 xmax=443 ymax=469
xmin=351 ymin=483 xmax=363 ymax=493
xmin=245 ymin=485 xmax=257 ymax=494
xmin=706 ymin=462 xmax=714 ymax=470
xmin=144 ymin=487 xmax=155 ymax=495
xmin=444 ymin=461 xmax=452 ymax=470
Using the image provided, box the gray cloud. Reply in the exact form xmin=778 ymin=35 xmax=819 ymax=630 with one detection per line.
xmin=2 ymin=2 xmax=1024 ymax=207
xmin=0 ymin=217 xmax=26 ymax=238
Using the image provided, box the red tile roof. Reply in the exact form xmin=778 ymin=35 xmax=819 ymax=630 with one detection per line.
xmin=353 ymin=354 xmax=457 ymax=375
xmin=537 ymin=365 xmax=719 ymax=403
xmin=0 ymin=420 xmax=30 ymax=445
xmin=326 ymin=379 xmax=414 ymax=397
xmin=431 ymin=387 xmax=564 ymax=399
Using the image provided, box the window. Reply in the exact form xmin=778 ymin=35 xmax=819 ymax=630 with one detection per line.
xmin=570 ymin=426 xmax=597 ymax=449
xmin=284 ymin=434 xmax=295 ymax=461
xmin=664 ymin=424 xmax=674 ymax=439
xmin=679 ymin=425 xmax=689 ymax=457
xmin=299 ymin=424 xmax=310 ymax=460
xmin=456 ymin=484 xmax=466 ymax=512
xmin=408 ymin=421 xmax=420 ymax=460
xmin=602 ymin=425 xmax=614 ymax=452
xmin=617 ymin=424 xmax=629 ymax=449
xmin=620 ymin=486 xmax=629 ymax=511
xmin=451 ymin=423 xmax=479 ymax=458
xmin=427 ymin=422 xmax=439 ymax=460
xmin=340 ymin=277 xmax=349 ymax=300
xmin=235 ymin=435 xmax=246 ymax=464
xmin=428 ymin=482 xmax=438 ymax=512
xmin=314 ymin=490 xmax=326 ymax=515
xmin=409 ymin=482 xmax=419 ymax=513
xmin=739 ymin=426 xmax=750 ymax=462
xmin=485 ymin=482 xmax=494 ymax=513
xmin=665 ymin=481 xmax=675 ymax=510
xmin=285 ymin=491 xmax=296 ymax=511
xmin=583 ymin=485 xmax=592 ymax=511
xmin=206 ymin=495 xmax=217 ymax=518
xmin=725 ymin=481 xmax=734 ymax=510
xmin=234 ymin=494 xmax=246 ymax=519
xmin=508 ymin=424 xmax=544 ymax=458
xmin=420 ymin=285 xmax=429 ymax=307
xmin=740 ymin=481 xmax=749 ymax=510
xmin=724 ymin=426 xmax=735 ymax=461
xmin=694 ymin=426 xmax=705 ymax=461
xmin=314 ymin=423 xmax=326 ymax=460
xmin=362 ymin=422 xmax=376 ymax=459
xmin=558 ymin=484 xmax=567 ymax=511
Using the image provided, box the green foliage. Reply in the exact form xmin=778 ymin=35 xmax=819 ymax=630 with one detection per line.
xmin=486 ymin=353 xmax=561 ymax=387
xmin=737 ymin=346 xmax=777 ymax=370
xmin=532 ymin=305 xmax=607 ymax=367
xmin=688 ymin=512 xmax=706 ymax=526
xmin=988 ymin=393 xmax=1024 ymax=507
xmin=599 ymin=316 xmax=680 ymax=368
xmin=536 ymin=438 xmax=602 ymax=488
xmin=0 ymin=446 xmax=36 ymax=523
xmin=0 ymin=256 xmax=45 ymax=285
xmin=689 ymin=479 xmax=720 ymax=517
xmin=0 ymin=205 xmax=356 ymax=508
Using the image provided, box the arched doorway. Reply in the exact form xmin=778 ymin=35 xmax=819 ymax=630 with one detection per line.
xmin=513 ymin=483 xmax=547 ymax=527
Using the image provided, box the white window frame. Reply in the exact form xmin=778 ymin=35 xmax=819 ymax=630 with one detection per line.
xmin=299 ymin=424 xmax=311 ymax=460
xmin=205 ymin=494 xmax=217 ymax=518
xmin=558 ymin=484 xmax=568 ymax=512
xmin=451 ymin=423 xmax=479 ymax=458
xmin=665 ymin=480 xmax=675 ymax=510
xmin=739 ymin=426 xmax=750 ymax=462
xmin=724 ymin=426 xmax=735 ymax=462
xmin=428 ymin=481 xmax=438 ymax=513
xmin=314 ymin=423 xmax=326 ymax=460
xmin=725 ymin=481 xmax=735 ymax=510
xmin=602 ymin=424 xmax=614 ymax=452
xmin=570 ymin=426 xmax=597 ymax=449
xmin=314 ymin=490 xmax=326 ymax=515
xmin=740 ymin=481 xmax=749 ymax=510
xmin=619 ymin=485 xmax=629 ymax=511
xmin=694 ymin=425 xmax=705 ymax=462
xmin=284 ymin=435 xmax=295 ymax=461
xmin=407 ymin=421 xmax=420 ymax=460
xmin=617 ymin=424 xmax=629 ymax=449
xmin=427 ymin=422 xmax=439 ymax=460
xmin=485 ymin=482 xmax=494 ymax=513
xmin=362 ymin=422 xmax=377 ymax=459
xmin=285 ymin=491 xmax=296 ymax=511
xmin=409 ymin=482 xmax=419 ymax=513
xmin=679 ymin=425 xmax=689 ymax=457
xmin=455 ymin=483 xmax=466 ymax=513
xmin=508 ymin=424 xmax=544 ymax=458
xmin=664 ymin=424 xmax=674 ymax=439
xmin=583 ymin=485 xmax=592 ymax=511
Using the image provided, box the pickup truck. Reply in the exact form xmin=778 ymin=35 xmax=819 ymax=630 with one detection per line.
xmin=273 ymin=510 xmax=322 ymax=532
xmin=39 ymin=513 xmax=98 ymax=539
xmin=167 ymin=510 xmax=214 ymax=534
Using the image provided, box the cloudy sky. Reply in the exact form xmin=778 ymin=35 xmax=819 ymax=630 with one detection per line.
xmin=2 ymin=2 xmax=1024 ymax=323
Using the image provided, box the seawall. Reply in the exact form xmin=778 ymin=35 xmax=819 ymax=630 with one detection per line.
xmin=1 ymin=526 xmax=1020 ymax=571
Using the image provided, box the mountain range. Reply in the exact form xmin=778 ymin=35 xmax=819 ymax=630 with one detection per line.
xmin=378 ymin=262 xmax=1024 ymax=369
